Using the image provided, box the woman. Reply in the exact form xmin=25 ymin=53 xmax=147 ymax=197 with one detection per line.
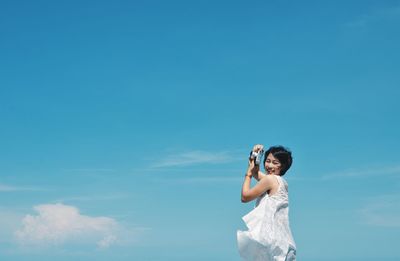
xmin=237 ymin=144 xmax=297 ymax=261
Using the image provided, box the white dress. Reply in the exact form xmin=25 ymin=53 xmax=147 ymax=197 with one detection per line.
xmin=237 ymin=175 xmax=297 ymax=261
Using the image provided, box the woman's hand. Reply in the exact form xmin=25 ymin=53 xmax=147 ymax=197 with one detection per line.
xmin=247 ymin=144 xmax=264 ymax=176
xmin=252 ymin=144 xmax=264 ymax=154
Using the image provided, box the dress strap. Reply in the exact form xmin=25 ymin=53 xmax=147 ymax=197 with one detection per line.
xmin=273 ymin=175 xmax=282 ymax=189
xmin=276 ymin=175 xmax=289 ymax=192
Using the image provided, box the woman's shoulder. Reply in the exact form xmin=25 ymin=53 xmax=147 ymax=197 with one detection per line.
xmin=260 ymin=174 xmax=280 ymax=187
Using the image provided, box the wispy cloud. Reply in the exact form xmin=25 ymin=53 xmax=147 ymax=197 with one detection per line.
xmin=54 ymin=193 xmax=129 ymax=203
xmin=151 ymin=176 xmax=242 ymax=184
xmin=14 ymin=203 xmax=119 ymax=249
xmin=346 ymin=5 xmax=400 ymax=28
xmin=321 ymin=165 xmax=400 ymax=180
xmin=61 ymin=168 xmax=116 ymax=173
xmin=0 ymin=184 xmax=22 ymax=192
xmin=346 ymin=14 xmax=370 ymax=28
xmin=357 ymin=194 xmax=400 ymax=227
xmin=0 ymin=183 xmax=45 ymax=192
xmin=150 ymin=150 xmax=240 ymax=168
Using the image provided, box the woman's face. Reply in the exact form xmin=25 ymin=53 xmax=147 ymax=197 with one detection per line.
xmin=264 ymin=153 xmax=282 ymax=175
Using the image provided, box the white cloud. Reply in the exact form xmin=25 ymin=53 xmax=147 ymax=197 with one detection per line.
xmin=14 ymin=203 xmax=119 ymax=248
xmin=357 ymin=194 xmax=400 ymax=227
xmin=97 ymin=234 xmax=117 ymax=248
xmin=151 ymin=150 xmax=239 ymax=168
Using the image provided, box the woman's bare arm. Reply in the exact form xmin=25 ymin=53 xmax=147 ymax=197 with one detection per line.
xmin=241 ymin=174 xmax=274 ymax=203
xmin=253 ymin=170 xmax=267 ymax=181
xmin=241 ymin=146 xmax=273 ymax=203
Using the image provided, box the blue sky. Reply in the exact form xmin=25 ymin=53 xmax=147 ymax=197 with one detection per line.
xmin=1 ymin=0 xmax=400 ymax=260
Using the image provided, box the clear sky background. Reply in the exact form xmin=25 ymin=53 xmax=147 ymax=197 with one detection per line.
xmin=1 ymin=0 xmax=399 ymax=260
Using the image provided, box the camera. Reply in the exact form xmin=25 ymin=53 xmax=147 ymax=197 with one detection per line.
xmin=249 ymin=149 xmax=264 ymax=165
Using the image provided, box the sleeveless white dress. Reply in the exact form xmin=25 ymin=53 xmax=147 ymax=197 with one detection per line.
xmin=237 ymin=175 xmax=297 ymax=261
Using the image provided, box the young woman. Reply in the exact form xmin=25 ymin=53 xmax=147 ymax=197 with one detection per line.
xmin=237 ymin=144 xmax=297 ymax=261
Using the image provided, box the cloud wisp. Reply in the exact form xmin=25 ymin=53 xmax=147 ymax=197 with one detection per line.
xmin=54 ymin=193 xmax=129 ymax=203
xmin=0 ymin=183 xmax=44 ymax=192
xmin=346 ymin=5 xmax=400 ymax=28
xmin=14 ymin=203 xmax=118 ymax=249
xmin=0 ymin=184 xmax=23 ymax=192
xmin=61 ymin=168 xmax=116 ymax=173
xmin=150 ymin=150 xmax=239 ymax=168
xmin=151 ymin=176 xmax=242 ymax=184
xmin=321 ymin=165 xmax=400 ymax=180
xmin=357 ymin=194 xmax=400 ymax=227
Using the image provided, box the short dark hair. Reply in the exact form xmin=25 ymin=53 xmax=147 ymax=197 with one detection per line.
xmin=263 ymin=146 xmax=293 ymax=176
